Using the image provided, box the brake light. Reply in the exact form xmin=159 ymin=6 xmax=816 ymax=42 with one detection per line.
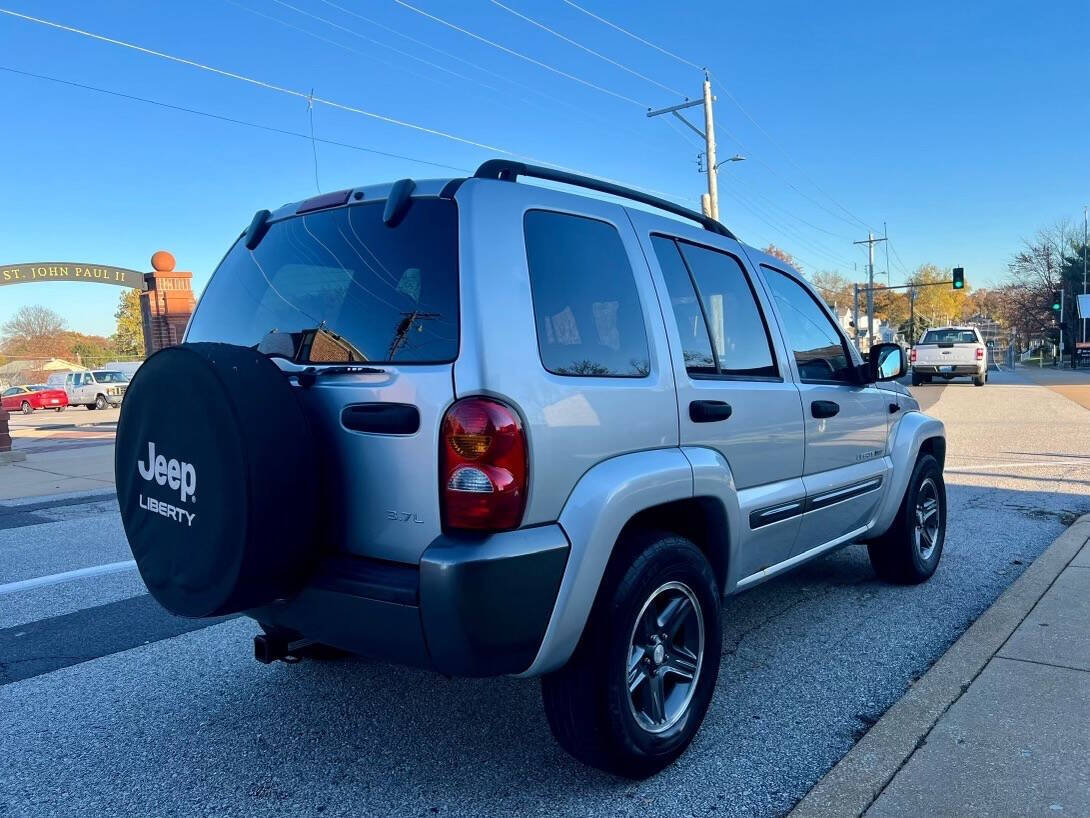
xmin=440 ymin=398 xmax=527 ymax=531
xmin=975 ymin=347 xmax=984 ymax=360
xmin=910 ymin=348 xmax=917 ymax=362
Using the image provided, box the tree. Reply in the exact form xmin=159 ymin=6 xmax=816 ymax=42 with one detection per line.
xmin=1002 ymin=222 xmax=1082 ymax=352
xmin=872 ymin=285 xmax=910 ymax=330
xmin=809 ymin=270 xmax=853 ymax=310
xmin=0 ymin=305 xmax=68 ymax=357
xmin=906 ymin=264 xmax=969 ymax=328
xmin=112 ymin=289 xmax=144 ymax=357
xmin=763 ymin=244 xmax=801 ymax=272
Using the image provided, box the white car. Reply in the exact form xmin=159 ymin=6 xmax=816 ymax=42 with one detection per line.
xmin=911 ymin=326 xmax=987 ymax=386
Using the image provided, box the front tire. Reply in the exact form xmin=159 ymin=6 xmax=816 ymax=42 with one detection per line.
xmin=541 ymin=532 xmax=721 ymax=778
xmin=868 ymin=454 xmax=946 ymax=584
xmin=95 ymin=394 xmax=108 ymax=410
xmin=20 ymin=401 xmax=32 ymax=415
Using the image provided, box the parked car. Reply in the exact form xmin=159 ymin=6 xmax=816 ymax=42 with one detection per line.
xmin=64 ymin=370 xmax=129 ymax=409
xmin=1 ymin=384 xmax=68 ymax=414
xmin=911 ymin=326 xmax=988 ymax=386
xmin=115 ymin=162 xmax=947 ymax=777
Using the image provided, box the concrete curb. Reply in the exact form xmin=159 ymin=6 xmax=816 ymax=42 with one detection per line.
xmin=8 ymin=420 xmax=118 ymax=432
xmin=790 ymin=513 xmax=1090 ymax=818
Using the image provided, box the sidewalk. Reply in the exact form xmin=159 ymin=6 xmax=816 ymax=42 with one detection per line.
xmin=1015 ymin=362 xmax=1090 ymax=411
xmin=793 ymin=515 xmax=1090 ymax=817
xmin=0 ymin=443 xmax=115 ymax=500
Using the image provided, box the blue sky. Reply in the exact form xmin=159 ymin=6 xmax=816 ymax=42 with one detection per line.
xmin=1 ymin=0 xmax=1087 ymax=336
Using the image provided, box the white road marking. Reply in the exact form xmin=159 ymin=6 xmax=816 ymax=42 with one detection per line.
xmin=0 ymin=560 xmax=137 ymax=596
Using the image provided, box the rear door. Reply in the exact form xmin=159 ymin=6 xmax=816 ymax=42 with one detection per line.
xmin=631 ymin=216 xmax=806 ymax=579
xmin=185 ymin=193 xmax=459 ymax=565
xmin=760 ymin=265 xmax=892 ymax=552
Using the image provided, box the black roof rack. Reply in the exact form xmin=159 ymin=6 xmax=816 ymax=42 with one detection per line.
xmin=474 ymin=159 xmax=736 ymax=240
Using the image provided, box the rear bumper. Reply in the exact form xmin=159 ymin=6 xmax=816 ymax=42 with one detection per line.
xmin=912 ymin=364 xmax=982 ymax=376
xmin=248 ymin=524 xmax=570 ymax=676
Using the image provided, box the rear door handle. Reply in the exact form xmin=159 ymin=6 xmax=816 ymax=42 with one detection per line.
xmin=811 ymin=400 xmax=840 ymax=419
xmin=690 ymin=400 xmax=733 ymax=423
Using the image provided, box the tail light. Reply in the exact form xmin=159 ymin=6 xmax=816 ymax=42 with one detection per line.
xmin=910 ymin=348 xmax=917 ymax=362
xmin=440 ymin=397 xmax=527 ymax=531
xmin=975 ymin=348 xmax=984 ymax=360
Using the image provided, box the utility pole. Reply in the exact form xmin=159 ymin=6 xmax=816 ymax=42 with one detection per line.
xmin=648 ymin=72 xmax=742 ymax=221
xmin=702 ymin=72 xmax=718 ymax=220
xmin=853 ymin=232 xmax=887 ymax=351
xmin=1083 ymin=205 xmax=1087 ymax=344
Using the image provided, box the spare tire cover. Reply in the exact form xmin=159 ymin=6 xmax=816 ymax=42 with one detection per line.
xmin=115 ymin=342 xmax=318 ymax=617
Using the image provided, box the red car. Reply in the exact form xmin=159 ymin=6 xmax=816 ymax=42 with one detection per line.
xmin=1 ymin=384 xmax=69 ymax=414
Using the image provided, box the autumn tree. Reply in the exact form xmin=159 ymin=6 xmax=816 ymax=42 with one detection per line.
xmin=1002 ymin=222 xmax=1086 ymax=352
xmin=0 ymin=305 xmax=69 ymax=357
xmin=906 ymin=264 xmax=969 ymax=327
xmin=763 ymin=244 xmax=801 ymax=272
xmin=809 ymin=270 xmax=853 ymax=310
xmin=112 ymin=289 xmax=145 ymax=357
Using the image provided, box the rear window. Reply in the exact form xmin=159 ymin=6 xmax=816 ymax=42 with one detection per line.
xmin=920 ymin=330 xmax=979 ymax=344
xmin=187 ymin=198 xmax=459 ymax=364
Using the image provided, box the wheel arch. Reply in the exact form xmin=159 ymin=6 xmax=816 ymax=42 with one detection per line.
xmin=517 ymin=448 xmax=695 ymax=676
xmin=870 ymin=412 xmax=946 ymax=538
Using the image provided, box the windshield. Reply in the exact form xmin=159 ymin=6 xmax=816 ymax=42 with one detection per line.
xmin=92 ymin=371 xmax=127 ymax=383
xmin=920 ymin=330 xmax=979 ymax=344
xmin=28 ymin=385 xmax=51 ymax=391
xmin=186 ymin=198 xmax=459 ymax=364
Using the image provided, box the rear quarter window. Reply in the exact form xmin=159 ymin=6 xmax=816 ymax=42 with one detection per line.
xmin=524 ymin=210 xmax=650 ymax=377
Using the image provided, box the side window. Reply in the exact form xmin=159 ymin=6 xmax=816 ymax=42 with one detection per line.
xmin=652 ymin=236 xmax=777 ymax=378
xmin=764 ymin=267 xmax=854 ymax=383
xmin=651 ymin=236 xmax=716 ymax=374
xmin=524 ymin=210 xmax=649 ymax=377
xmin=2 ymin=388 xmax=16 ymax=397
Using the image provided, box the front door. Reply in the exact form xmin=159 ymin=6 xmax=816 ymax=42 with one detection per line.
xmin=760 ymin=265 xmax=892 ymax=553
xmin=632 ymin=219 xmax=807 ymax=580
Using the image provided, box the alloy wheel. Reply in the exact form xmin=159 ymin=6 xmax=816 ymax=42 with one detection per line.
xmin=914 ymin=477 xmax=941 ymax=560
xmin=626 ymin=581 xmax=704 ymax=734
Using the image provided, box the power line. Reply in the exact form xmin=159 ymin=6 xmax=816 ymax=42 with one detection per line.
xmin=0 ymin=65 xmax=473 ymax=172
xmin=486 ymin=0 xmax=685 ymax=98
xmin=707 ymin=70 xmax=875 ymax=233
xmin=224 ymin=0 xmax=464 ymax=95
xmin=561 ymin=0 xmax=702 ymax=71
xmin=389 ymin=0 xmax=646 ymax=106
xmin=551 ymin=2 xmax=876 ymax=234
xmin=0 ymin=7 xmax=518 ymax=154
xmin=266 ymin=0 xmax=491 ymax=90
xmin=304 ymin=0 xmax=680 ymax=150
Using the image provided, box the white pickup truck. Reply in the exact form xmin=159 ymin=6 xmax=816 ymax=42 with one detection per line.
xmin=911 ymin=326 xmax=987 ymax=386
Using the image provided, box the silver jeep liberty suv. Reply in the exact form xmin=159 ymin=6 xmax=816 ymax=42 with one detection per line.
xmin=116 ymin=160 xmax=946 ymax=778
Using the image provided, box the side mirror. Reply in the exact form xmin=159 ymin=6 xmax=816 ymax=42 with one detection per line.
xmin=869 ymin=342 xmax=907 ymax=382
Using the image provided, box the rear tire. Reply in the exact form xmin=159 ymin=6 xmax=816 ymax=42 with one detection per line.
xmin=20 ymin=401 xmax=32 ymax=415
xmin=85 ymin=403 xmax=96 ymax=410
xmin=541 ymin=531 xmax=721 ymax=778
xmin=973 ymin=374 xmax=986 ymax=386
xmin=868 ymin=454 xmax=946 ymax=584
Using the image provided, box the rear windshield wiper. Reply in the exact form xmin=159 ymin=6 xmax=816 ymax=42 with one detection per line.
xmin=294 ymin=365 xmax=386 ymax=388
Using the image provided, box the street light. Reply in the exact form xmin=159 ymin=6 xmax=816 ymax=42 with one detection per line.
xmin=714 ymin=154 xmax=746 ymax=170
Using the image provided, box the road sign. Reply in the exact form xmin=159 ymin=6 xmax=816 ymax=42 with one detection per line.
xmin=1077 ymin=293 xmax=1090 ymax=319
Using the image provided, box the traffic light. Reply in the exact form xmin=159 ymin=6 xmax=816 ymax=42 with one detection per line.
xmin=952 ymin=267 xmax=965 ymax=289
xmin=1052 ymin=291 xmax=1062 ymax=320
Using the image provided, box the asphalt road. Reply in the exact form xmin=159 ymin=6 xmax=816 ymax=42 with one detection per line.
xmin=3 ymin=369 xmax=1090 ymax=817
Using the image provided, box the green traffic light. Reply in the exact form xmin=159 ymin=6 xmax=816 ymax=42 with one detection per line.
xmin=953 ymin=280 xmax=964 ymax=290
xmin=952 ymin=267 xmax=965 ymax=290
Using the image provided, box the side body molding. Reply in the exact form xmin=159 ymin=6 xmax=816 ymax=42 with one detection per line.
xmin=869 ymin=410 xmax=946 ymax=537
xmin=518 ymin=448 xmax=694 ymax=676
